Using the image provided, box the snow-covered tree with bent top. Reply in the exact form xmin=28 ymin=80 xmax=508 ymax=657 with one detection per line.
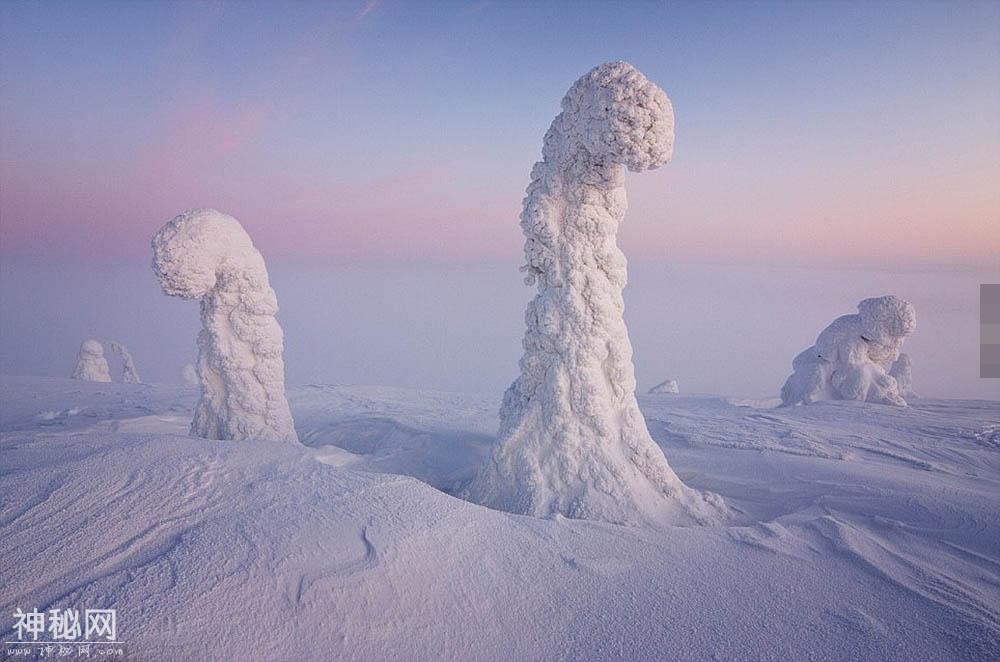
xmin=110 ymin=341 xmax=140 ymax=384
xmin=467 ymin=61 xmax=726 ymax=527
xmin=152 ymin=209 xmax=297 ymax=443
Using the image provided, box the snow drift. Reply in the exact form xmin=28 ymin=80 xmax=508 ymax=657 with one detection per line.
xmin=152 ymin=209 xmax=297 ymax=443
xmin=467 ymin=61 xmax=725 ymax=527
xmin=71 ymin=338 xmax=111 ymax=382
xmin=110 ymin=341 xmax=140 ymax=384
xmin=649 ymin=379 xmax=679 ymax=394
xmin=781 ymin=295 xmax=916 ymax=407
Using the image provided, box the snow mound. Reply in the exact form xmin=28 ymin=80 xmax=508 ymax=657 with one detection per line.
xmin=71 ymin=338 xmax=111 ymax=382
xmin=781 ymin=295 xmax=916 ymax=407
xmin=467 ymin=62 xmax=725 ymax=527
xmin=649 ymin=379 xmax=679 ymax=394
xmin=152 ymin=209 xmax=297 ymax=443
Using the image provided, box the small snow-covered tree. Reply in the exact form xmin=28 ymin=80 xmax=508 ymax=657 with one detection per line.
xmin=110 ymin=342 xmax=141 ymax=384
xmin=152 ymin=209 xmax=298 ymax=443
xmin=781 ymin=296 xmax=916 ymax=407
xmin=72 ymin=339 xmax=112 ymax=382
xmin=467 ymin=62 xmax=726 ymax=527
xmin=889 ymin=353 xmax=916 ymax=399
xmin=181 ymin=363 xmax=198 ymax=386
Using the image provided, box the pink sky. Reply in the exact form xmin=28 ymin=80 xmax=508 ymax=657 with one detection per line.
xmin=1 ymin=1 xmax=998 ymax=266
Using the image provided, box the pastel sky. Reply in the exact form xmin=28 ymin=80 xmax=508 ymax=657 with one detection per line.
xmin=1 ymin=0 xmax=998 ymax=265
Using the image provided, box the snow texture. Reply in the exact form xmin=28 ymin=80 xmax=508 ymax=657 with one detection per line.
xmin=467 ymin=62 xmax=725 ymax=527
xmin=649 ymin=379 xmax=679 ymax=394
xmin=1 ymin=376 xmax=998 ymax=661
xmin=110 ymin=341 xmax=140 ymax=384
xmin=890 ymin=353 xmax=916 ymax=399
xmin=71 ymin=338 xmax=111 ymax=382
xmin=781 ymin=295 xmax=916 ymax=407
xmin=181 ymin=363 xmax=199 ymax=386
xmin=152 ymin=209 xmax=297 ymax=443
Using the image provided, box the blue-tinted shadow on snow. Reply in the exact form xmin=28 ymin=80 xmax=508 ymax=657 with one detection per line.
xmin=299 ymin=416 xmax=494 ymax=496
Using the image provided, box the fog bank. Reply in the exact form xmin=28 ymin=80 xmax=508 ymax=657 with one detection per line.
xmin=1 ymin=258 xmax=996 ymax=400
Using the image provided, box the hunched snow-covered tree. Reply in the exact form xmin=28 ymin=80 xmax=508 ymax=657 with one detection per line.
xmin=780 ymin=295 xmax=916 ymax=407
xmin=467 ymin=61 xmax=726 ymax=527
xmin=110 ymin=341 xmax=141 ymax=384
xmin=152 ymin=209 xmax=298 ymax=443
xmin=72 ymin=338 xmax=112 ymax=382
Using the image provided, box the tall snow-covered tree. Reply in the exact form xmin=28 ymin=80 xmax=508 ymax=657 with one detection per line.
xmin=468 ymin=62 xmax=726 ymax=527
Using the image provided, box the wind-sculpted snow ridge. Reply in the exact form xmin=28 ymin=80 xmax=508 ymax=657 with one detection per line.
xmin=649 ymin=379 xmax=679 ymax=394
xmin=781 ymin=296 xmax=916 ymax=407
xmin=110 ymin=341 xmax=140 ymax=384
xmin=152 ymin=209 xmax=297 ymax=443
xmin=467 ymin=62 xmax=726 ymax=527
xmin=890 ymin=353 xmax=916 ymax=399
xmin=71 ymin=338 xmax=112 ymax=382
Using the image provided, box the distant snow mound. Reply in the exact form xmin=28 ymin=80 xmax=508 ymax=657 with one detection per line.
xmin=467 ymin=62 xmax=726 ymax=527
xmin=649 ymin=379 xmax=679 ymax=394
xmin=781 ymin=295 xmax=916 ymax=407
xmin=181 ymin=363 xmax=198 ymax=386
xmin=889 ymin=353 xmax=916 ymax=399
xmin=152 ymin=209 xmax=297 ymax=443
xmin=110 ymin=341 xmax=141 ymax=384
xmin=72 ymin=338 xmax=112 ymax=382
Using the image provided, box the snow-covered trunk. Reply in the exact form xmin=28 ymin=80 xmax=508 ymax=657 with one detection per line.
xmin=191 ymin=265 xmax=297 ymax=443
xmin=468 ymin=62 xmax=725 ymax=527
xmin=110 ymin=342 xmax=140 ymax=384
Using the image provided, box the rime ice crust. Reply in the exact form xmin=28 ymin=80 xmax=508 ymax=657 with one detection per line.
xmin=467 ymin=62 xmax=726 ymax=527
xmin=72 ymin=339 xmax=112 ymax=382
xmin=781 ymin=296 xmax=916 ymax=407
xmin=152 ymin=209 xmax=297 ymax=443
xmin=111 ymin=342 xmax=140 ymax=384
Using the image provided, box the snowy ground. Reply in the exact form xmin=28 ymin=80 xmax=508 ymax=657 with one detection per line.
xmin=1 ymin=376 xmax=998 ymax=660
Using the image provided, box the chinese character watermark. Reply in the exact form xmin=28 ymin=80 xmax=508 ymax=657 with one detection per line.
xmin=6 ymin=608 xmax=122 ymax=658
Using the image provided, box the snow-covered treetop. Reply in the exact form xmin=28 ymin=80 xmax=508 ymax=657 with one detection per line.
xmin=152 ymin=209 xmax=269 ymax=300
xmin=858 ymin=295 xmax=916 ymax=340
xmin=79 ymin=339 xmax=105 ymax=357
xmin=547 ymin=60 xmax=674 ymax=172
